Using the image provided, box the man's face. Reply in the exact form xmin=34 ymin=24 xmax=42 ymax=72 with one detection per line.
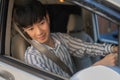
xmin=23 ymin=16 xmax=50 ymax=44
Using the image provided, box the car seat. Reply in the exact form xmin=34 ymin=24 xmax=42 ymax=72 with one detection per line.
xmin=11 ymin=27 xmax=29 ymax=61
xmin=67 ymin=14 xmax=101 ymax=71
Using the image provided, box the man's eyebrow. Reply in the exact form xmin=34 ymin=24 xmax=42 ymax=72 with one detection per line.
xmin=24 ymin=25 xmax=33 ymax=29
xmin=39 ymin=18 xmax=46 ymax=23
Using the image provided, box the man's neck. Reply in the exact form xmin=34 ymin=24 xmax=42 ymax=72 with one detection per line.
xmin=45 ymin=37 xmax=55 ymax=48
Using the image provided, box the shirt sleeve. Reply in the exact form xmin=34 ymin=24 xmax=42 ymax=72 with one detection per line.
xmin=58 ymin=33 xmax=113 ymax=57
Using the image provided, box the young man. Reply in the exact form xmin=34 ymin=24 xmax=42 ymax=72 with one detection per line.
xmin=13 ymin=0 xmax=118 ymax=78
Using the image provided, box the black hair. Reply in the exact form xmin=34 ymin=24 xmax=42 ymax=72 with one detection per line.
xmin=13 ymin=0 xmax=47 ymax=28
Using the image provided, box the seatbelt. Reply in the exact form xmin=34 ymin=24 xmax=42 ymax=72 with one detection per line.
xmin=14 ymin=23 xmax=73 ymax=76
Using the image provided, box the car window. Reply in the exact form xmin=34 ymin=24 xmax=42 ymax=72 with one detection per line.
xmin=10 ymin=0 xmax=100 ymax=78
xmin=92 ymin=14 xmax=118 ymax=44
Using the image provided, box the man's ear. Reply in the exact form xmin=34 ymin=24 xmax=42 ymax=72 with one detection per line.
xmin=46 ymin=13 xmax=50 ymax=24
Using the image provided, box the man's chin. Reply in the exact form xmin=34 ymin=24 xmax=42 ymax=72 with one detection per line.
xmin=37 ymin=39 xmax=48 ymax=44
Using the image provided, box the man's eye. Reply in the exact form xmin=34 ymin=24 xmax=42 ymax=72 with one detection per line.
xmin=28 ymin=28 xmax=34 ymax=31
xmin=41 ymin=21 xmax=44 ymax=24
xmin=40 ymin=19 xmax=46 ymax=25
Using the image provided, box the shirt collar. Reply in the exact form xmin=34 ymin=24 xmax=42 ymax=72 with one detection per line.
xmin=45 ymin=36 xmax=61 ymax=50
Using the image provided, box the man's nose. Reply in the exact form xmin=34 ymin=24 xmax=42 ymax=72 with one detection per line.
xmin=35 ymin=26 xmax=43 ymax=35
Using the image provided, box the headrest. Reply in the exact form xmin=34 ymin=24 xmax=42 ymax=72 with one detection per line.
xmin=67 ymin=14 xmax=83 ymax=33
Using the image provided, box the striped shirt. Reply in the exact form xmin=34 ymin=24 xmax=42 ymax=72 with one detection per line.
xmin=25 ymin=32 xmax=113 ymax=78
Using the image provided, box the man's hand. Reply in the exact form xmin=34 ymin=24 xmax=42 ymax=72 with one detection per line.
xmin=93 ymin=53 xmax=118 ymax=66
xmin=111 ymin=46 xmax=118 ymax=53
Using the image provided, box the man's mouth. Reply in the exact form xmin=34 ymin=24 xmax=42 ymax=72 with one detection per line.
xmin=38 ymin=34 xmax=46 ymax=41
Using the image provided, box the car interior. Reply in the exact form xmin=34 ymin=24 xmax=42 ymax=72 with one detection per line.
xmin=6 ymin=0 xmax=119 ymax=78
